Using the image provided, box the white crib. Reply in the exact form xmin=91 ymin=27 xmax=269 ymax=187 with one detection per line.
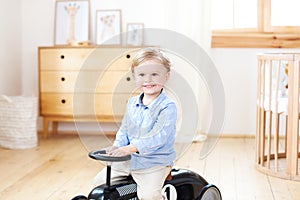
xmin=256 ymin=53 xmax=300 ymax=181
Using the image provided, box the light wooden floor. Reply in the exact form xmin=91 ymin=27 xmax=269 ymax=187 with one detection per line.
xmin=0 ymin=134 xmax=300 ymax=200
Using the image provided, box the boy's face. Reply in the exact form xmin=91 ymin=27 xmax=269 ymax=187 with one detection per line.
xmin=133 ymin=60 xmax=170 ymax=96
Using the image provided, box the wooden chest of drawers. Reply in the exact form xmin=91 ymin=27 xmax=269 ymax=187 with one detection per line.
xmin=38 ymin=46 xmax=138 ymax=138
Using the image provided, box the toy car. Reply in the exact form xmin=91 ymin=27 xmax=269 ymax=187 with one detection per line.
xmin=72 ymin=150 xmax=222 ymax=200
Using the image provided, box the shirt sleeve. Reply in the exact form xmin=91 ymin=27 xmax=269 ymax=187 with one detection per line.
xmin=113 ymin=103 xmax=130 ymax=147
xmin=131 ymin=102 xmax=177 ymax=155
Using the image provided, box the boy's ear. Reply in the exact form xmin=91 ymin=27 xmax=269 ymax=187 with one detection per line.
xmin=132 ymin=72 xmax=136 ymax=80
xmin=165 ymin=71 xmax=170 ymax=81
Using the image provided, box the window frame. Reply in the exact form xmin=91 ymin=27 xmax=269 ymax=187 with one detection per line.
xmin=211 ymin=0 xmax=300 ymax=48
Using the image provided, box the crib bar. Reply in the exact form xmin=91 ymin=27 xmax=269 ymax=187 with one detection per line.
xmin=288 ymin=55 xmax=300 ymax=178
xmin=266 ymin=60 xmax=274 ymax=169
xmin=260 ymin=60 xmax=266 ymax=166
xmin=256 ymin=59 xmax=263 ymax=164
xmin=274 ymin=113 xmax=279 ymax=172
xmin=273 ymin=60 xmax=281 ymax=172
xmin=285 ymin=115 xmax=288 ymax=155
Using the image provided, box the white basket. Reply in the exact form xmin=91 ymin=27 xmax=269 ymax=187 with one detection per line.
xmin=0 ymin=95 xmax=38 ymax=149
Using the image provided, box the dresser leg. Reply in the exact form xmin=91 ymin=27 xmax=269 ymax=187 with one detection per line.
xmin=43 ymin=118 xmax=49 ymax=139
xmin=52 ymin=121 xmax=58 ymax=135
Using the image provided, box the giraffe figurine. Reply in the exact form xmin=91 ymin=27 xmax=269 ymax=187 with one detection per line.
xmin=65 ymin=3 xmax=80 ymax=45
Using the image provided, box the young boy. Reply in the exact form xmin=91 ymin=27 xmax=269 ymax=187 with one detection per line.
xmin=94 ymin=47 xmax=177 ymax=200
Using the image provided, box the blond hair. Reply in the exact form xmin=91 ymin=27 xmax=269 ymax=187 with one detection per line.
xmin=131 ymin=47 xmax=171 ymax=73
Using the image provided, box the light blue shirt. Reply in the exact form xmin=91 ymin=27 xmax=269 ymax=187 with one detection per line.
xmin=113 ymin=90 xmax=177 ymax=170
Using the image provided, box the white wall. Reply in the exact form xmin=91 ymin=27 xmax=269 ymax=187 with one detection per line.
xmin=1 ymin=0 xmax=289 ymax=135
xmin=21 ymin=0 xmax=53 ymax=96
xmin=210 ymin=49 xmax=259 ymax=135
xmin=0 ymin=0 xmax=22 ymax=95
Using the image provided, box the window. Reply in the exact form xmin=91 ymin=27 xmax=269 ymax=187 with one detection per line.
xmin=211 ymin=0 xmax=300 ymax=48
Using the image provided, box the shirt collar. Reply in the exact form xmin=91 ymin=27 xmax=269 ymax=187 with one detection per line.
xmin=135 ymin=89 xmax=166 ymax=109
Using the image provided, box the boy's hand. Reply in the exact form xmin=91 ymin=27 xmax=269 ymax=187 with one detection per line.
xmin=108 ymin=147 xmax=131 ymax=157
xmin=108 ymin=144 xmax=138 ymax=157
xmin=103 ymin=146 xmax=117 ymax=154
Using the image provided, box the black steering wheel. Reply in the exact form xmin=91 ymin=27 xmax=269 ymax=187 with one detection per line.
xmin=89 ymin=150 xmax=131 ymax=162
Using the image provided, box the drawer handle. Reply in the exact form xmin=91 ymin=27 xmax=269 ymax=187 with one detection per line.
xmin=60 ymin=55 xmax=65 ymax=59
xmin=126 ymin=54 xmax=130 ymax=59
xmin=126 ymin=77 xmax=131 ymax=81
xmin=61 ymin=99 xmax=66 ymax=104
xmin=61 ymin=77 xmax=65 ymax=82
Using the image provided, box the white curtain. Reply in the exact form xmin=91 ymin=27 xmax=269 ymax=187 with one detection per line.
xmin=164 ymin=0 xmax=213 ymax=140
xmin=164 ymin=0 xmax=212 ymax=52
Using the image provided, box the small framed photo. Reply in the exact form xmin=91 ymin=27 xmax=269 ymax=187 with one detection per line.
xmin=96 ymin=9 xmax=122 ymax=45
xmin=126 ymin=23 xmax=144 ymax=46
xmin=54 ymin=0 xmax=90 ymax=46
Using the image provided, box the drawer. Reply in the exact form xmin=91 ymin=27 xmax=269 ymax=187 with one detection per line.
xmin=40 ymin=93 xmax=74 ymax=115
xmin=39 ymin=47 xmax=138 ymax=71
xmin=40 ymin=70 xmax=136 ymax=93
xmin=40 ymin=93 xmax=133 ymax=116
xmin=96 ymin=70 xmax=136 ymax=93
xmin=40 ymin=71 xmax=100 ymax=93
xmin=91 ymin=48 xmax=136 ymax=71
xmin=39 ymin=48 xmax=95 ymax=70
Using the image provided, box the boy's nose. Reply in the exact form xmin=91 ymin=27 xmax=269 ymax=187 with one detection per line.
xmin=144 ymin=74 xmax=152 ymax=82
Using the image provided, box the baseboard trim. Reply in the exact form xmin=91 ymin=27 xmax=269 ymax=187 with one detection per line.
xmin=218 ymin=134 xmax=255 ymax=138
xmin=37 ymin=130 xmax=117 ymax=137
xmin=37 ymin=130 xmax=256 ymax=138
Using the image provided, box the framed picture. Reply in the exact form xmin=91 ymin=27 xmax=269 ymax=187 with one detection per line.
xmin=126 ymin=23 xmax=144 ymax=46
xmin=96 ymin=9 xmax=122 ymax=45
xmin=54 ymin=0 xmax=90 ymax=45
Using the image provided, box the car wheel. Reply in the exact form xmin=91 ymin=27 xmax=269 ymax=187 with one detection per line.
xmin=71 ymin=195 xmax=88 ymax=200
xmin=197 ymin=184 xmax=222 ymax=200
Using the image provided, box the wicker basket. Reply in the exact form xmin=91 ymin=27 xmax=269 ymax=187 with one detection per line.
xmin=0 ymin=95 xmax=38 ymax=149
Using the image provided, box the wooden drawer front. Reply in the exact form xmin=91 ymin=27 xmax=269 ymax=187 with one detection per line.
xmin=41 ymin=93 xmax=132 ymax=116
xmin=40 ymin=71 xmax=100 ymax=93
xmin=39 ymin=48 xmax=95 ymax=70
xmin=40 ymin=70 xmax=136 ymax=93
xmin=96 ymin=70 xmax=136 ymax=93
xmin=94 ymin=93 xmax=130 ymax=116
xmin=40 ymin=93 xmax=74 ymax=115
xmin=39 ymin=48 xmax=137 ymax=71
xmin=106 ymin=50 xmax=135 ymax=71
xmin=90 ymin=48 xmax=135 ymax=71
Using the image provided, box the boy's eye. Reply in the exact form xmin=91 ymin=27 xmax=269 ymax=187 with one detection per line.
xmin=138 ymin=73 xmax=145 ymax=77
xmin=152 ymin=73 xmax=159 ymax=76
